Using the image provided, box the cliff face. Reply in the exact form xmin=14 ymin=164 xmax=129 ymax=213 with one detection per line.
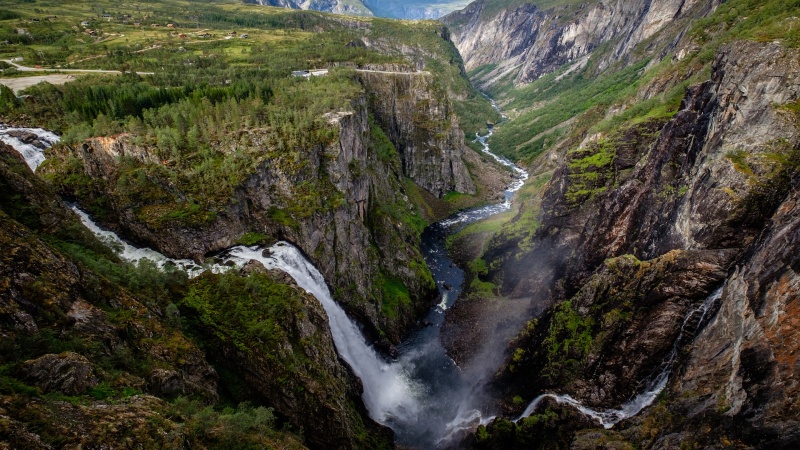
xmin=357 ymin=71 xmax=475 ymax=197
xmin=363 ymin=0 xmax=471 ymax=19
xmin=443 ymin=0 xmax=721 ymax=89
xmin=40 ymin=77 xmax=478 ymax=344
xmin=474 ymin=41 xmax=800 ymax=447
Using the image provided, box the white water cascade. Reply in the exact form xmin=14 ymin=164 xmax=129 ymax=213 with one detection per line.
xmin=517 ymin=286 xmax=724 ymax=428
xmin=71 ymin=207 xmax=212 ymax=278
xmin=440 ymin=128 xmax=528 ymax=227
xmin=225 ymin=245 xmax=422 ymax=423
xmin=0 ymin=125 xmax=61 ymax=171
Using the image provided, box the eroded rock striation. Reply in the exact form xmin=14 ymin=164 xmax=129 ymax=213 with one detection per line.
xmin=443 ymin=0 xmax=721 ymax=88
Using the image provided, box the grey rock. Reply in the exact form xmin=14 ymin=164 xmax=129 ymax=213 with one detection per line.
xmin=22 ymin=352 xmax=98 ymax=395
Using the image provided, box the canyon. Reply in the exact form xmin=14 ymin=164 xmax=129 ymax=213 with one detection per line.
xmin=1 ymin=0 xmax=799 ymax=449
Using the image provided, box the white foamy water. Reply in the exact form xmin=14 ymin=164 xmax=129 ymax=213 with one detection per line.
xmin=440 ymin=128 xmax=528 ymax=227
xmin=70 ymin=207 xmax=211 ymax=277
xmin=225 ymin=245 xmax=422 ymax=424
xmin=517 ymin=286 xmax=724 ymax=428
xmin=0 ymin=125 xmax=61 ymax=171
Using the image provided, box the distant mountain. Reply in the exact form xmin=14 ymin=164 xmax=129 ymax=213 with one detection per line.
xmin=364 ymin=0 xmax=473 ymax=19
xmin=243 ymin=0 xmax=374 ymax=16
xmin=245 ymin=0 xmax=473 ymax=19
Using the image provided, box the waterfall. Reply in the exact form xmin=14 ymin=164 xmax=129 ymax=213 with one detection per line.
xmin=0 ymin=125 xmax=61 ymax=171
xmin=517 ymin=286 xmax=724 ymax=427
xmin=224 ymin=245 xmax=421 ymax=424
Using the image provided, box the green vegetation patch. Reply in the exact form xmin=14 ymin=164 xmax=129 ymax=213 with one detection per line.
xmin=378 ymin=273 xmax=412 ymax=319
xmin=489 ymin=59 xmax=650 ymax=162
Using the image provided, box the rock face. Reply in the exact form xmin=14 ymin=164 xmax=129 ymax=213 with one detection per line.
xmin=358 ymin=71 xmax=476 ymax=197
xmin=443 ymin=0 xmax=721 ymax=88
xmin=22 ymin=352 xmax=98 ymax=395
xmin=477 ymin=41 xmax=800 ymax=447
xmin=246 ymin=0 xmax=374 ymax=16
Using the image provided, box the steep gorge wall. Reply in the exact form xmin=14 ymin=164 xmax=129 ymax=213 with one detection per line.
xmin=476 ymin=41 xmax=800 ymax=447
xmin=357 ymin=71 xmax=476 ymax=197
xmin=443 ymin=0 xmax=721 ymax=89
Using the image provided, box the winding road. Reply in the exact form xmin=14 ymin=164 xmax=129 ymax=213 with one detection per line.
xmin=0 ymin=59 xmax=154 ymax=93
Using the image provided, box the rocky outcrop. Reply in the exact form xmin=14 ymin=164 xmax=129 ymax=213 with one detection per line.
xmin=21 ymin=352 xmax=98 ymax=395
xmin=443 ymin=0 xmax=721 ymax=89
xmin=357 ymin=71 xmax=476 ymax=197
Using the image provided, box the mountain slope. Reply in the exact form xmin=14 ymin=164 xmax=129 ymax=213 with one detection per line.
xmin=244 ymin=0 xmax=374 ymax=16
xmin=444 ymin=0 xmax=720 ymax=89
xmin=441 ymin=0 xmax=800 ymax=447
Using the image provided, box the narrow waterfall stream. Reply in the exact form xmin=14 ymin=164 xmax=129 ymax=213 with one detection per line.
xmin=517 ymin=286 xmax=724 ymax=427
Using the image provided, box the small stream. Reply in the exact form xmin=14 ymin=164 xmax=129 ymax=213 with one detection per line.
xmin=517 ymin=286 xmax=724 ymax=427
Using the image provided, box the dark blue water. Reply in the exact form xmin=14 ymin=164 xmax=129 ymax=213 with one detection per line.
xmin=388 ymin=128 xmax=529 ymax=448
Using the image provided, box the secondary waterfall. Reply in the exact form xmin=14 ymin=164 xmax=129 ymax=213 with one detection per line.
xmin=517 ymin=286 xmax=725 ymax=428
xmin=0 ymin=125 xmax=61 ymax=171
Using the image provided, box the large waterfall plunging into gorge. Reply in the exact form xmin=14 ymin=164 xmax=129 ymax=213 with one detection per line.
xmin=2 ymin=109 xmax=718 ymax=445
